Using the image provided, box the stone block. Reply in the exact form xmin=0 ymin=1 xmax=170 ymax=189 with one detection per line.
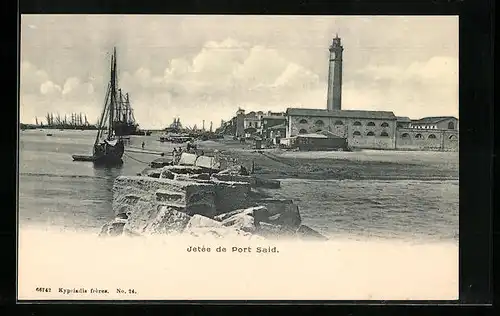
xmin=183 ymin=214 xmax=255 ymax=239
xmin=214 ymin=206 xmax=269 ymax=223
xmin=143 ymin=206 xmax=192 ymax=235
xmin=184 ymin=185 xmax=217 ymax=218
xmin=255 ymin=222 xmax=297 ymax=239
xmin=162 ymin=165 xmax=204 ymax=175
xmin=122 ymin=200 xmax=161 ymax=234
xmin=185 ymin=214 xmax=224 ymax=229
xmin=217 ymin=165 xmax=249 ymax=176
xmin=178 ymin=153 xmax=197 ymax=166
xmin=295 ymin=225 xmax=328 ymax=240
xmin=212 ymin=180 xmax=251 ymax=215
xmin=195 ymin=155 xmax=221 ymax=171
xmin=155 ymin=189 xmax=185 ymax=205
xmin=98 ymin=218 xmax=128 ymax=237
xmin=221 ymin=213 xmax=256 ymax=233
xmin=113 ymin=176 xmax=216 ymax=218
xmin=159 ymin=169 xmax=175 ymax=180
xmin=252 ymin=199 xmax=301 ymax=228
xmin=150 ymin=157 xmax=173 ymax=168
xmin=253 ymin=177 xmax=281 ymax=189
xmin=212 ymin=174 xmax=254 ymax=185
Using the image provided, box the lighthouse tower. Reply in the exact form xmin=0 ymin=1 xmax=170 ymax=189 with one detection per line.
xmin=326 ymin=34 xmax=343 ymax=111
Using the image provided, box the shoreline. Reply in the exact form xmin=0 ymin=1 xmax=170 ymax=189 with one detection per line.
xmin=192 ymin=139 xmax=459 ymax=182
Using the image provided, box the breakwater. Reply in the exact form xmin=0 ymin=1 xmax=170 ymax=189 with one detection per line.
xmin=99 ymin=152 xmax=327 ymax=240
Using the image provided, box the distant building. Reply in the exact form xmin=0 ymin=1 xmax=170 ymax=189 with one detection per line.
xmin=409 ymin=116 xmax=459 ymax=131
xmin=396 ymin=116 xmax=412 ymax=128
xmin=235 ymin=108 xmax=245 ymax=138
xmin=220 ymin=36 xmax=458 ymax=151
xmin=262 ymin=115 xmax=287 ymax=142
xmin=283 ymin=35 xmax=458 ymax=152
xmin=243 ymin=111 xmax=264 ymax=136
xmin=285 ymin=108 xmax=398 ymax=149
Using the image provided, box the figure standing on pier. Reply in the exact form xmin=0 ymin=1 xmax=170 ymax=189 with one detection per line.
xmin=141 ymin=141 xmax=145 ymax=150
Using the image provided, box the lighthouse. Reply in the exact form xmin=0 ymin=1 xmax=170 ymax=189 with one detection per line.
xmin=326 ymin=34 xmax=343 ymax=111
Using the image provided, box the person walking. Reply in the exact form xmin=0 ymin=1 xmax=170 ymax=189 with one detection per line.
xmin=141 ymin=141 xmax=145 ymax=150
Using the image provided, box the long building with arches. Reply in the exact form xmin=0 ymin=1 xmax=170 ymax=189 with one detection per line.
xmin=284 ymin=108 xmax=459 ymax=151
xmin=283 ymin=35 xmax=458 ymax=151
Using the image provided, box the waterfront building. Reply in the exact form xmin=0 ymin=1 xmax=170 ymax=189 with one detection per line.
xmin=284 ymin=35 xmax=458 ymax=151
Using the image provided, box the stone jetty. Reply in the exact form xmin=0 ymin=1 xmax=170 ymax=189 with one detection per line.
xmin=99 ymin=152 xmax=327 ymax=240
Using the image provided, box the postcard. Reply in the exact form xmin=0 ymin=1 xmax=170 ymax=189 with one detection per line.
xmin=18 ymin=15 xmax=459 ymax=301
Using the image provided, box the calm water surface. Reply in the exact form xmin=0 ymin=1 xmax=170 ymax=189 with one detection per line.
xmin=19 ymin=129 xmax=458 ymax=241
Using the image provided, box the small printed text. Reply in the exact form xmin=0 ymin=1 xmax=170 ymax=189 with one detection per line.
xmin=35 ymin=287 xmax=138 ymax=295
xmin=186 ymin=246 xmax=279 ymax=253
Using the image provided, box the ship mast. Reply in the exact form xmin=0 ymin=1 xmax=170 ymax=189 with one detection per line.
xmin=118 ymin=89 xmax=123 ymax=122
xmin=125 ymin=93 xmax=129 ymax=123
xmin=108 ymin=47 xmax=117 ymax=140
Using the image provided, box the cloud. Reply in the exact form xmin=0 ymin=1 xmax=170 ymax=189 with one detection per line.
xmin=20 ymin=28 xmax=458 ymax=128
xmin=62 ymin=77 xmax=80 ymax=95
xmin=20 ymin=61 xmax=50 ymax=94
xmin=343 ymin=56 xmax=459 ymax=118
xmin=40 ymin=81 xmax=61 ymax=95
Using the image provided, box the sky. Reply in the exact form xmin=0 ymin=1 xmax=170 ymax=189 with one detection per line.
xmin=20 ymin=15 xmax=458 ymax=129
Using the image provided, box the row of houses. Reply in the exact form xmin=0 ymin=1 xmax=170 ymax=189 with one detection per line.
xmin=218 ymin=109 xmax=288 ymax=142
xmin=218 ymin=108 xmax=459 ymax=151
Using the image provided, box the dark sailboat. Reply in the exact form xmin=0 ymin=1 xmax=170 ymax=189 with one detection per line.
xmin=93 ymin=47 xmax=125 ymax=165
xmin=72 ymin=47 xmax=124 ymax=165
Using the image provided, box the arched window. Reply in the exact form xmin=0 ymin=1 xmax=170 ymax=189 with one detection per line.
xmin=353 ymin=121 xmax=362 ymax=126
xmin=298 ymin=129 xmax=307 ymax=134
xmin=380 ymin=131 xmax=389 ymax=137
xmin=367 ymin=122 xmax=376 ymax=126
xmin=428 ymin=134 xmax=437 ymax=139
xmin=299 ymin=119 xmax=308 ymax=124
xmin=449 ymin=135 xmax=457 ymax=140
xmin=401 ymin=133 xmax=410 ymax=138
xmin=415 ymin=133 xmax=423 ymax=139
xmin=381 ymin=122 xmax=389 ymax=127
xmin=315 ymin=120 xmax=325 ymax=127
xmin=353 ymin=131 xmax=361 ymax=136
xmin=448 ymin=121 xmax=455 ymax=130
xmin=367 ymin=131 xmax=375 ymax=136
xmin=334 ymin=120 xmax=344 ymax=126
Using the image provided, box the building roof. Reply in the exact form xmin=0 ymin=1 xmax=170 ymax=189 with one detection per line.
xmin=286 ymin=108 xmax=396 ymax=120
xmin=262 ymin=116 xmax=286 ymax=120
xmin=268 ymin=123 xmax=286 ymax=130
xmin=296 ymin=133 xmax=328 ymax=139
xmin=396 ymin=116 xmax=412 ymax=122
xmin=412 ymin=116 xmax=458 ymax=124
xmin=319 ymin=130 xmax=346 ymax=139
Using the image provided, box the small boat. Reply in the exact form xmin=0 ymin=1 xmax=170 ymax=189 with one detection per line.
xmin=72 ymin=155 xmax=96 ymax=162
xmin=46 ymin=133 xmax=53 ymax=136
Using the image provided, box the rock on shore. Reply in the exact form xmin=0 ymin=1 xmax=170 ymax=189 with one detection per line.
xmin=99 ymin=153 xmax=327 ymax=240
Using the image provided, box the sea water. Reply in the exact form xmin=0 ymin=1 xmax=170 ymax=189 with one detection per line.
xmin=18 ymin=129 xmax=458 ymax=242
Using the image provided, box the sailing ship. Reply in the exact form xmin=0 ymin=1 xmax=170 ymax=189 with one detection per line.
xmin=113 ymin=89 xmax=139 ymax=136
xmin=73 ymin=47 xmax=125 ymax=165
xmin=93 ymin=47 xmax=125 ymax=165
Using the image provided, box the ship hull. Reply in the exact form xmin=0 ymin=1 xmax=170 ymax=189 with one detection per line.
xmin=93 ymin=139 xmax=125 ymax=166
xmin=113 ymin=121 xmax=138 ymax=136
